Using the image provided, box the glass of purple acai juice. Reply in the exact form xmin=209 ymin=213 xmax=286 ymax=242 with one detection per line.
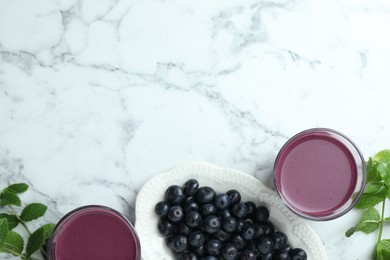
xmin=274 ymin=128 xmax=366 ymax=221
xmin=48 ymin=205 xmax=140 ymax=260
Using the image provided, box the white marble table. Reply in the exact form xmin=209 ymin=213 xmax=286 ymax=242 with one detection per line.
xmin=1 ymin=0 xmax=390 ymax=259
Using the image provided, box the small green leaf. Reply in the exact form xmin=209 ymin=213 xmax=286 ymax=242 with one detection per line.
xmin=0 ymin=218 xmax=9 ymax=249
xmin=376 ymin=239 xmax=390 ymax=260
xmin=366 ymin=158 xmax=382 ymax=183
xmin=4 ymin=183 xmax=29 ymax=194
xmin=21 ymin=203 xmax=48 ymax=222
xmin=26 ymin=224 xmax=55 ymax=256
xmin=0 ymin=190 xmax=21 ymax=207
xmin=345 ymin=226 xmax=356 ymax=237
xmin=0 ymin=231 xmax=24 ymax=255
xmin=0 ymin=214 xmax=19 ymax=230
xmin=355 ymin=207 xmax=380 ymax=234
xmin=374 ymin=150 xmax=390 ymax=165
xmin=355 ymin=183 xmax=388 ymax=209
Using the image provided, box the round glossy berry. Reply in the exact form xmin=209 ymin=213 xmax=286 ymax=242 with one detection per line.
xmin=241 ymin=225 xmax=256 ymax=240
xmin=229 ymin=234 xmax=246 ymax=250
xmin=200 ymin=203 xmax=217 ymax=216
xmin=253 ymin=223 xmax=266 ymax=238
xmin=255 ymin=206 xmax=270 ymax=222
xmin=263 ymin=221 xmax=275 ymax=236
xmin=231 ymin=203 xmax=248 ymax=219
xmin=273 ymin=250 xmax=291 ymax=260
xmin=155 ymin=201 xmax=169 ymax=216
xmin=183 ymin=179 xmax=199 ymax=196
xmin=194 ymin=245 xmax=205 ymax=256
xmin=183 ymin=197 xmax=199 ymax=213
xmin=260 ymin=252 xmax=273 ymax=260
xmin=214 ymin=193 xmax=231 ymax=210
xmin=175 ymin=222 xmax=192 ymax=235
xmin=172 ymin=235 xmax=189 ymax=253
xmin=165 ymin=185 xmax=185 ymax=205
xmin=165 ymin=236 xmax=174 ymax=250
xmin=214 ymin=229 xmax=231 ymax=242
xmin=240 ymin=249 xmax=257 ymax=260
xmin=218 ymin=209 xmax=232 ymax=219
xmin=257 ymin=236 xmax=274 ymax=255
xmin=205 ymin=239 xmax=222 ymax=256
xmin=168 ymin=205 xmax=184 ymax=222
xmin=222 ymin=216 xmax=238 ymax=233
xmin=157 ymin=217 xmax=174 ymax=236
xmin=245 ymin=201 xmax=257 ymax=215
xmin=185 ymin=210 xmax=202 ymax=228
xmin=204 ymin=215 xmax=221 ymax=234
xmin=289 ymin=248 xmax=307 ymax=260
xmin=179 ymin=251 xmax=199 ymax=260
xmin=203 ymin=256 xmax=218 ymax=260
xmin=195 ymin=186 xmax=216 ymax=204
xmin=273 ymin=232 xmax=288 ymax=250
xmin=221 ymin=243 xmax=238 ymax=260
xmin=226 ymin=189 xmax=241 ymax=204
xmin=188 ymin=230 xmax=206 ymax=248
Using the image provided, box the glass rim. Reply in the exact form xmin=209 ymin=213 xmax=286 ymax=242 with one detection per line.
xmin=47 ymin=204 xmax=141 ymax=260
xmin=273 ymin=128 xmax=366 ymax=221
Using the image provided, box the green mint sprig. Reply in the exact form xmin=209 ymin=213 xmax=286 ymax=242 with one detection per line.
xmin=346 ymin=149 xmax=390 ymax=260
xmin=0 ymin=183 xmax=55 ymax=260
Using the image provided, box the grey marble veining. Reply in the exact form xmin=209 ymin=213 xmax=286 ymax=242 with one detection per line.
xmin=2 ymin=0 xmax=390 ymax=259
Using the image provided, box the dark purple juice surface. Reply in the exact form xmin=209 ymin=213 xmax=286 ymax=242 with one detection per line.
xmin=54 ymin=207 xmax=139 ymax=260
xmin=275 ymin=133 xmax=357 ymax=217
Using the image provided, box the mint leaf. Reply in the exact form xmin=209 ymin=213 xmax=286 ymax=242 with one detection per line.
xmin=0 ymin=190 xmax=21 ymax=207
xmin=0 ymin=214 xmax=19 ymax=230
xmin=376 ymin=239 xmax=390 ymax=260
xmin=355 ymin=183 xmax=388 ymax=209
xmin=4 ymin=183 xmax=28 ymax=194
xmin=366 ymin=158 xmax=382 ymax=183
xmin=0 ymin=231 xmax=24 ymax=256
xmin=345 ymin=226 xmax=356 ymax=237
xmin=0 ymin=218 xmax=8 ymax=249
xmin=26 ymin=223 xmax=55 ymax=256
xmin=374 ymin=150 xmax=390 ymax=165
xmin=355 ymin=207 xmax=380 ymax=234
xmin=385 ymin=217 xmax=390 ymax=223
xmin=21 ymin=203 xmax=48 ymax=222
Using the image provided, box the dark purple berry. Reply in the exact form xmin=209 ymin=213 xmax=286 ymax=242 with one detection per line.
xmin=204 ymin=215 xmax=221 ymax=234
xmin=214 ymin=229 xmax=231 ymax=242
xmin=214 ymin=193 xmax=231 ymax=210
xmin=195 ymin=186 xmax=216 ymax=204
xmin=200 ymin=203 xmax=217 ymax=216
xmin=179 ymin=251 xmax=199 ymax=260
xmin=231 ymin=203 xmax=248 ymax=219
xmin=222 ymin=216 xmax=238 ymax=233
xmin=257 ymin=236 xmax=274 ymax=255
xmin=263 ymin=221 xmax=275 ymax=236
xmin=226 ymin=190 xmax=241 ymax=204
xmin=157 ymin=217 xmax=174 ymax=236
xmin=165 ymin=185 xmax=185 ymax=205
xmin=185 ymin=210 xmax=203 ymax=228
xmin=255 ymin=206 xmax=270 ymax=222
xmin=168 ymin=205 xmax=184 ymax=222
xmin=229 ymin=234 xmax=246 ymax=250
xmin=183 ymin=197 xmax=199 ymax=213
xmin=273 ymin=232 xmax=288 ymax=250
xmin=273 ymin=250 xmax=291 ymax=260
xmin=221 ymin=243 xmax=238 ymax=260
xmin=240 ymin=249 xmax=257 ymax=260
xmin=155 ymin=201 xmax=169 ymax=216
xmin=175 ymin=222 xmax=192 ymax=235
xmin=245 ymin=201 xmax=256 ymax=215
xmin=172 ymin=235 xmax=189 ymax=253
xmin=183 ymin=179 xmax=199 ymax=196
xmin=289 ymin=248 xmax=307 ymax=260
xmin=205 ymin=239 xmax=222 ymax=256
xmin=188 ymin=230 xmax=206 ymax=248
xmin=241 ymin=225 xmax=256 ymax=240
xmin=218 ymin=209 xmax=232 ymax=219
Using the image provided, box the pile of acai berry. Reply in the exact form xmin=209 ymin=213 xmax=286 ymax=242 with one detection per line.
xmin=155 ymin=179 xmax=307 ymax=260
